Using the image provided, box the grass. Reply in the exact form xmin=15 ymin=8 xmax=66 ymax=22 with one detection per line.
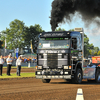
xmin=0 ymin=72 xmax=35 ymax=79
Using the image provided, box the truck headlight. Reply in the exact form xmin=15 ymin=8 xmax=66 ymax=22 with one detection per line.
xmin=64 ymin=66 xmax=68 ymax=69
xmin=64 ymin=72 xmax=68 ymax=74
xmin=38 ymin=66 xmax=42 ymax=69
xmin=61 ymin=50 xmax=65 ymax=53
xmin=37 ymin=72 xmax=41 ymax=75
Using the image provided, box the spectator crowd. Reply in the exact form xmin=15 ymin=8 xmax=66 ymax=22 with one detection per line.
xmin=0 ymin=55 xmax=37 ymax=76
xmin=2 ymin=56 xmax=37 ymax=64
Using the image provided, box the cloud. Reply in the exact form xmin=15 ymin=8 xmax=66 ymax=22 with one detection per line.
xmin=85 ymin=26 xmax=100 ymax=36
xmin=84 ymin=26 xmax=100 ymax=47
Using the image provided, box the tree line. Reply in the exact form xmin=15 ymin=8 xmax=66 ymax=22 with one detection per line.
xmin=0 ymin=19 xmax=100 ymax=57
xmin=1 ymin=19 xmax=44 ymax=53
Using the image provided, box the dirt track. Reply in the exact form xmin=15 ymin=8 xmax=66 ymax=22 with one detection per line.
xmin=1 ymin=68 xmax=100 ymax=100
xmin=2 ymin=68 xmax=35 ymax=73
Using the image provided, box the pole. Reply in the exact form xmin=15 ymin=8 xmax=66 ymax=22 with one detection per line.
xmin=4 ymin=48 xmax=5 ymax=57
xmin=4 ymin=38 xmax=6 ymax=57
xmin=28 ymin=62 xmax=30 ymax=68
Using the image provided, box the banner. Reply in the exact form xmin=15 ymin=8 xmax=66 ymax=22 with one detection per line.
xmin=30 ymin=40 xmax=33 ymax=53
xmin=15 ymin=48 xmax=19 ymax=58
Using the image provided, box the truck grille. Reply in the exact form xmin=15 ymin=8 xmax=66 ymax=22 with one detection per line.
xmin=47 ymin=53 xmax=58 ymax=69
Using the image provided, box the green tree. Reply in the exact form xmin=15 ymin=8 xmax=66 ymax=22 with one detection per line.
xmin=88 ymin=43 xmax=94 ymax=49
xmin=97 ymin=51 xmax=100 ymax=56
xmin=89 ymin=50 xmax=92 ymax=55
xmin=55 ymin=27 xmax=65 ymax=31
xmin=94 ymin=47 xmax=99 ymax=53
xmin=1 ymin=19 xmax=26 ymax=50
xmin=84 ymin=34 xmax=90 ymax=57
xmin=94 ymin=52 xmax=97 ymax=56
xmin=1 ymin=19 xmax=44 ymax=53
xmin=24 ymin=24 xmax=44 ymax=53
xmin=84 ymin=34 xmax=89 ymax=45
xmin=0 ymin=40 xmax=3 ymax=48
xmin=69 ymin=29 xmax=74 ymax=31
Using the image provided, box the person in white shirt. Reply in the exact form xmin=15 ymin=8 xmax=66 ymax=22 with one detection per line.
xmin=0 ymin=55 xmax=4 ymax=76
xmin=6 ymin=55 xmax=12 ymax=76
xmin=16 ymin=56 xmax=22 ymax=76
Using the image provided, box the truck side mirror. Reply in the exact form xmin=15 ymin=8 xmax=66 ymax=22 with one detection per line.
xmin=73 ymin=43 xmax=77 ymax=49
xmin=72 ymin=38 xmax=77 ymax=49
xmin=73 ymin=39 xmax=77 ymax=43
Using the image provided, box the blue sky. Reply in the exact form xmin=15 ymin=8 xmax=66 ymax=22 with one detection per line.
xmin=0 ymin=0 xmax=53 ymax=31
xmin=0 ymin=0 xmax=99 ymax=48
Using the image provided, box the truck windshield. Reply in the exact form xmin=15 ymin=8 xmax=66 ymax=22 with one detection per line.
xmin=38 ymin=38 xmax=70 ymax=49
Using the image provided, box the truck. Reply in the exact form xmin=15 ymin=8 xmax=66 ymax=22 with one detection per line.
xmin=35 ymin=28 xmax=100 ymax=84
xmin=92 ymin=56 xmax=100 ymax=64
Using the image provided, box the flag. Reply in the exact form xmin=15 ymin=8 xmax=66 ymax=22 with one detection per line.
xmin=31 ymin=40 xmax=33 ymax=53
xmin=15 ymin=48 xmax=19 ymax=58
xmin=5 ymin=39 xmax=7 ymax=53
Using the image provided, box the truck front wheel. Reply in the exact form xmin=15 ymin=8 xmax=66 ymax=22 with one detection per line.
xmin=75 ymin=68 xmax=82 ymax=84
xmin=95 ymin=70 xmax=100 ymax=83
xmin=42 ymin=79 xmax=51 ymax=83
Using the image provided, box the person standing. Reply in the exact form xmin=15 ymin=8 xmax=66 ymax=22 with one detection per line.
xmin=0 ymin=55 xmax=4 ymax=76
xmin=6 ymin=55 xmax=12 ymax=76
xmin=16 ymin=56 xmax=22 ymax=76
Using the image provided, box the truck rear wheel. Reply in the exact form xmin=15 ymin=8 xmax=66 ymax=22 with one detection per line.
xmin=42 ymin=79 xmax=51 ymax=83
xmin=95 ymin=70 xmax=100 ymax=83
xmin=75 ymin=68 xmax=82 ymax=84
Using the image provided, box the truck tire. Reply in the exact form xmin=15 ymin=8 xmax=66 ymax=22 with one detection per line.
xmin=95 ymin=70 xmax=100 ymax=83
xmin=74 ymin=68 xmax=82 ymax=84
xmin=42 ymin=79 xmax=51 ymax=83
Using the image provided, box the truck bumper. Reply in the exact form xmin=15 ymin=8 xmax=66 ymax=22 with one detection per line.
xmin=35 ymin=75 xmax=71 ymax=79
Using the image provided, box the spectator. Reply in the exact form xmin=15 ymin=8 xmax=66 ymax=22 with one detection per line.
xmin=16 ymin=56 xmax=22 ymax=76
xmin=0 ymin=55 xmax=4 ymax=76
xmin=29 ymin=57 xmax=31 ymax=63
xmin=27 ymin=57 xmax=30 ymax=63
xmin=21 ymin=57 xmax=24 ymax=62
xmin=32 ymin=57 xmax=35 ymax=63
xmin=24 ymin=57 xmax=27 ymax=63
xmin=6 ymin=55 xmax=12 ymax=76
xmin=4 ymin=56 xmax=7 ymax=63
xmin=35 ymin=57 xmax=37 ymax=63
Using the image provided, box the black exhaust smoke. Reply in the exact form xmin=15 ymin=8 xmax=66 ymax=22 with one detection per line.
xmin=50 ymin=0 xmax=100 ymax=31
